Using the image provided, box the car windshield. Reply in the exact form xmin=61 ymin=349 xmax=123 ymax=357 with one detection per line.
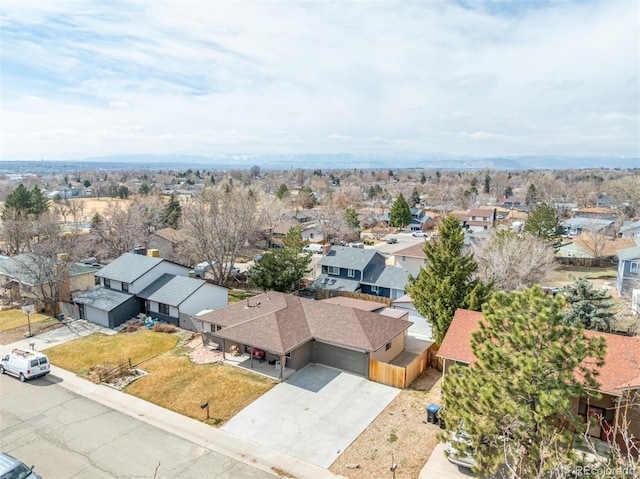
xmin=1 ymin=462 xmax=32 ymax=479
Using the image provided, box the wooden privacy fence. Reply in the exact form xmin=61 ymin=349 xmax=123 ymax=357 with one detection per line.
xmin=427 ymin=343 xmax=443 ymax=371
xmin=312 ymin=289 xmax=392 ymax=306
xmin=369 ymin=348 xmax=430 ymax=389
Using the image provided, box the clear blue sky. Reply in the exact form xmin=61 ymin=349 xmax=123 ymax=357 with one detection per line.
xmin=1 ymin=0 xmax=638 ymax=161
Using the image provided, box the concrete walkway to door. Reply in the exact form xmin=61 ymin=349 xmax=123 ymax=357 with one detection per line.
xmin=221 ymin=363 xmax=400 ymax=468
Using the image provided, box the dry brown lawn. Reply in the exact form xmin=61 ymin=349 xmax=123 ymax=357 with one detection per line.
xmin=0 ymin=309 xmax=51 ymax=332
xmin=125 ymin=352 xmax=274 ymax=425
xmin=0 ymin=309 xmax=63 ymax=345
xmin=543 ymin=265 xmax=618 ymax=290
xmin=44 ymin=330 xmax=180 ymax=373
xmin=330 ymin=368 xmax=444 ymax=479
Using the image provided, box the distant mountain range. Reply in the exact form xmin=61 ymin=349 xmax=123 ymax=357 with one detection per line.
xmin=1 ymin=154 xmax=638 ymax=175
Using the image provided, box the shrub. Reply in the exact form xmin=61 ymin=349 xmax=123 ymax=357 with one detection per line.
xmin=151 ymin=323 xmax=177 ymax=333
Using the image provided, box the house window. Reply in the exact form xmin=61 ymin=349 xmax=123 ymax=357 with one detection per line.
xmin=103 ymin=278 xmax=111 ymax=288
xmin=158 ymin=303 xmax=170 ymax=315
xmin=328 ymin=266 xmax=340 ymax=275
xmin=385 ymin=342 xmax=392 ymax=351
xmin=122 ymin=282 xmax=129 ymax=292
xmin=371 ymin=285 xmax=380 ymax=293
xmin=347 ymin=269 xmax=355 ymax=278
xmin=631 ymin=262 xmax=639 ymax=274
xmin=402 ymin=256 xmax=406 ymax=261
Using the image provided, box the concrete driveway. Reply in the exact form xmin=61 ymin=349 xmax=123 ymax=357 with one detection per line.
xmin=419 ymin=443 xmax=476 ymax=478
xmin=222 ymin=363 xmax=400 ymax=468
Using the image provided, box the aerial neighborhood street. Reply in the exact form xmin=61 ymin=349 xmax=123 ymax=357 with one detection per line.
xmin=1 ymin=1 xmax=639 ymax=477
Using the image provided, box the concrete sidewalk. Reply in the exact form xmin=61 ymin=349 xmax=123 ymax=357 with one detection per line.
xmin=2 ymin=322 xmax=342 ymax=479
xmin=44 ymin=366 xmax=340 ymax=479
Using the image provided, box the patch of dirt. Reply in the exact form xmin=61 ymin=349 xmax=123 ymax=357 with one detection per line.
xmin=329 ymin=368 xmax=444 ymax=479
xmin=0 ymin=320 xmax=65 ymax=345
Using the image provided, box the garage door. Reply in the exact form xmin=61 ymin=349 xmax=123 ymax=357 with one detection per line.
xmin=315 ymin=342 xmax=367 ymax=376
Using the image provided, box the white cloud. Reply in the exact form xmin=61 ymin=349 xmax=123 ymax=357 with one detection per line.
xmin=108 ymin=100 xmax=130 ymax=109
xmin=0 ymin=0 xmax=638 ymax=160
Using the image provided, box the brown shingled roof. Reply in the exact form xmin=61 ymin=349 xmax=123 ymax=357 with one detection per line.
xmin=196 ymin=292 xmax=412 ymax=355
xmin=438 ymin=309 xmax=640 ymax=396
xmin=436 ymin=309 xmax=483 ymax=364
xmin=394 ymin=243 xmax=427 ymax=259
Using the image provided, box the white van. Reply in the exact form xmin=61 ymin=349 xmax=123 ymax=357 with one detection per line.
xmin=0 ymin=349 xmax=50 ymax=382
xmin=303 ymin=244 xmax=323 ymax=254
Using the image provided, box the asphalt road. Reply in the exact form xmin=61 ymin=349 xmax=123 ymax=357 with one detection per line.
xmin=0 ymin=373 xmax=276 ymax=479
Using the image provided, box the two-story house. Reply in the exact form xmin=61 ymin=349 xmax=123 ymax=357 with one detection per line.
xmin=311 ymin=247 xmax=408 ymax=299
xmin=392 ymin=243 xmax=427 ymax=277
xmin=73 ymin=252 xmax=227 ymax=329
xmin=616 ymin=244 xmax=640 ymax=297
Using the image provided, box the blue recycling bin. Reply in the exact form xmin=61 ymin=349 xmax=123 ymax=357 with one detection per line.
xmin=426 ymin=404 xmax=440 ymax=424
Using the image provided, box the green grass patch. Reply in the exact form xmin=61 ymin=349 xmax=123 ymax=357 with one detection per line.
xmin=228 ymin=289 xmax=256 ymax=304
xmin=0 ymin=309 xmax=52 ymax=332
xmin=44 ymin=330 xmax=179 ymax=374
xmin=125 ymin=354 xmax=273 ymax=426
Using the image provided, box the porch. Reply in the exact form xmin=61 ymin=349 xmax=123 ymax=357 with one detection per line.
xmin=223 ymin=353 xmax=296 ymax=381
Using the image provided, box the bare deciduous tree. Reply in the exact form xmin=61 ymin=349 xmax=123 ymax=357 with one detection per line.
xmin=182 ymin=183 xmax=260 ymax=284
xmin=475 ymin=229 xmax=558 ymax=291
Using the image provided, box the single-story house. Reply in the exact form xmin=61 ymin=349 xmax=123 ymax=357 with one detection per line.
xmin=194 ymin=291 xmax=412 ymax=379
xmin=561 ymin=217 xmax=616 ymax=237
xmin=148 ymin=228 xmax=196 ymax=265
xmin=620 ymin=220 xmax=640 ymax=240
xmin=438 ymin=309 xmax=640 ymax=450
xmin=555 ymin=234 xmax=636 ymax=259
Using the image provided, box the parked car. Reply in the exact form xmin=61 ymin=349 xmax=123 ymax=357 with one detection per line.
xmin=0 ymin=349 xmax=50 ymax=382
xmin=303 ymin=244 xmax=323 ymax=254
xmin=0 ymin=452 xmax=41 ymax=479
xmin=386 ymin=237 xmax=398 ymax=244
xmin=446 ymin=429 xmax=476 ymax=469
xmin=412 ymin=231 xmax=430 ymax=238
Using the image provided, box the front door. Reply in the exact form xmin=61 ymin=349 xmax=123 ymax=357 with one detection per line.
xmin=587 ymin=407 xmax=603 ymax=438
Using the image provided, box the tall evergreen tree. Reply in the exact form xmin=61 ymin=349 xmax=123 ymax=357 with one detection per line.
xmin=276 ymin=183 xmax=289 ymax=200
xmin=1 ymin=184 xmax=49 ymax=220
xmin=524 ymin=202 xmax=563 ymax=247
xmin=441 ymin=287 xmax=607 ymax=478
xmin=405 ymin=214 xmax=491 ymax=344
xmin=343 ymin=206 xmax=360 ymax=230
xmin=164 ymin=193 xmax=182 ymax=229
xmin=410 ymin=187 xmax=421 ymax=207
xmin=248 ymin=227 xmax=312 ymax=292
xmin=562 ymin=276 xmax=616 ymax=332
xmin=389 ymin=193 xmax=412 ymax=228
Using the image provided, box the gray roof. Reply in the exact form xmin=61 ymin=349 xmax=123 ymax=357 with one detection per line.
xmin=319 ymin=247 xmax=382 ymax=270
xmin=73 ymin=286 xmax=135 ymax=312
xmin=96 ymin=252 xmax=163 ymax=283
xmin=361 ymin=264 xmax=409 ymax=290
xmin=620 ymin=220 xmax=640 ymax=233
xmin=617 ymin=246 xmax=640 ymax=261
xmin=137 ymin=274 xmax=205 ymax=306
xmin=561 ymin=217 xmax=614 ymax=231
xmin=311 ymin=275 xmax=360 ymax=292
xmin=0 ymin=254 xmax=99 ymax=286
